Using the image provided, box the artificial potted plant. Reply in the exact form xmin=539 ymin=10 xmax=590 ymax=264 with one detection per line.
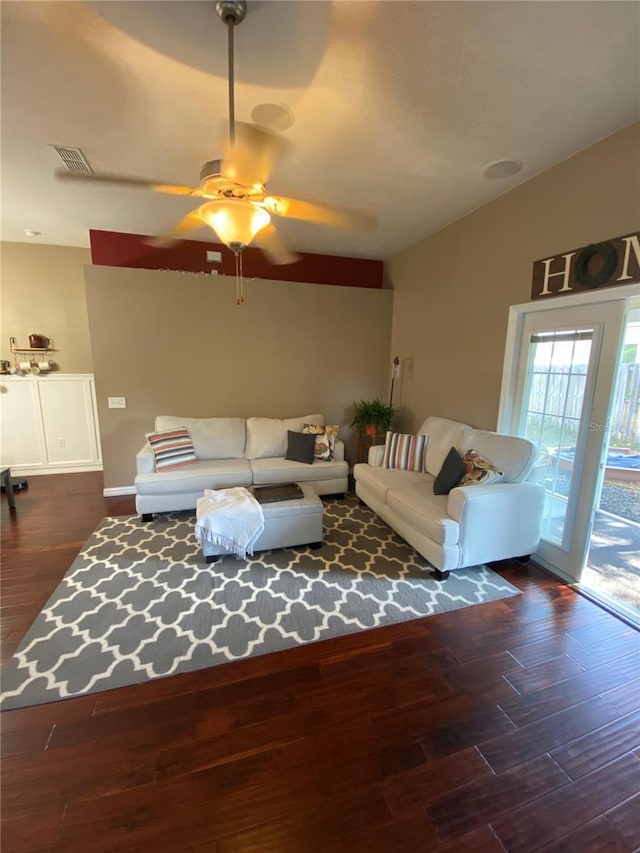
xmin=351 ymin=397 xmax=396 ymax=436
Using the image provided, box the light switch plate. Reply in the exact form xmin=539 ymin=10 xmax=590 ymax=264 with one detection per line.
xmin=108 ymin=396 xmax=126 ymax=408
xmin=206 ymin=250 xmax=222 ymax=263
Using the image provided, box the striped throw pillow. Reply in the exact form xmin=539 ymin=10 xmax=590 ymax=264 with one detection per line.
xmin=382 ymin=431 xmax=427 ymax=472
xmin=146 ymin=427 xmax=198 ymax=472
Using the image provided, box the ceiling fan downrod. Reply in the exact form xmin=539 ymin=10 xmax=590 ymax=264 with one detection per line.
xmin=215 ymin=1 xmax=247 ymax=146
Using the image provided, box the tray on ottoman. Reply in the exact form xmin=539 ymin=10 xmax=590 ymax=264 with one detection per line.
xmin=201 ymin=483 xmax=323 ymax=562
xmin=252 ymin=483 xmax=303 ymax=504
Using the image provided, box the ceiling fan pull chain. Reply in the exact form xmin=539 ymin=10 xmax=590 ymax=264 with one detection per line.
xmin=233 ymin=250 xmax=245 ymax=305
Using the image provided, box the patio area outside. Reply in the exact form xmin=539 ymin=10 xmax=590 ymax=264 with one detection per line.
xmin=532 ymin=461 xmax=640 ymax=623
xmin=583 ymin=476 xmax=640 ymax=621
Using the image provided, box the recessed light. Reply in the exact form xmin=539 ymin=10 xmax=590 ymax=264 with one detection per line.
xmin=24 ymin=229 xmax=42 ymax=237
xmin=251 ymin=103 xmax=294 ymax=132
xmin=482 ymin=160 xmax=524 ymax=180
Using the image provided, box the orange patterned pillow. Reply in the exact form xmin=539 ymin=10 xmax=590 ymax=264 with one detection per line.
xmin=303 ymin=424 xmax=339 ymax=461
xmin=459 ymin=449 xmax=503 ymax=486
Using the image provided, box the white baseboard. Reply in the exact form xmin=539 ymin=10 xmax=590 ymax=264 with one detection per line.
xmin=6 ymin=464 xmax=103 ymax=476
xmin=103 ymin=486 xmax=136 ymax=497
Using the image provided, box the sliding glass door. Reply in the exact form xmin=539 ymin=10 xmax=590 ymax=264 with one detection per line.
xmin=581 ymin=307 xmax=640 ymax=621
xmin=501 ymin=298 xmax=627 ymax=584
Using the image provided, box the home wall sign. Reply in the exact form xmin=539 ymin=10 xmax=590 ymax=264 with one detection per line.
xmin=531 ymin=231 xmax=640 ymax=300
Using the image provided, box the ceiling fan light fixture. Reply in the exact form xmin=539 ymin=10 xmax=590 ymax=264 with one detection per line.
xmin=199 ymin=199 xmax=271 ymax=251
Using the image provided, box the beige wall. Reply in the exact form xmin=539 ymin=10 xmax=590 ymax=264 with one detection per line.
xmin=0 ymin=242 xmax=93 ymax=371
xmin=386 ymin=122 xmax=640 ymax=433
xmin=85 ymin=265 xmax=394 ymax=488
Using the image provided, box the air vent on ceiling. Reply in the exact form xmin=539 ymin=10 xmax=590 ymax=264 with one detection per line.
xmin=52 ymin=145 xmax=93 ymax=175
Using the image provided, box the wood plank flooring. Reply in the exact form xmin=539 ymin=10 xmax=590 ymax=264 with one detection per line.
xmin=2 ymin=473 xmax=639 ymax=852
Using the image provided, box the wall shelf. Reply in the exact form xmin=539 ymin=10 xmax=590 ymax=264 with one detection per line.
xmin=8 ymin=341 xmax=57 ymax=375
xmin=10 ymin=346 xmax=56 ymax=354
xmin=9 ymin=335 xmax=56 ymax=358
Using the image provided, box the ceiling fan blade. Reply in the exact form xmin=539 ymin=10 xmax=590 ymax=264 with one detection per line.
xmin=221 ymin=122 xmax=291 ymax=187
xmin=55 ymin=170 xmax=205 ymax=197
xmin=145 ymin=210 xmax=205 ymax=248
xmin=252 ymin=223 xmax=299 ymax=265
xmin=263 ymin=195 xmax=376 ymax=231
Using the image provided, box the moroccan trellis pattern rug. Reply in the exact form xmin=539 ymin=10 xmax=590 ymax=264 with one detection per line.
xmin=1 ymin=497 xmax=519 ymax=709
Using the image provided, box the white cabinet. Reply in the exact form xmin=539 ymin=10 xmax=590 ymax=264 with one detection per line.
xmin=0 ymin=375 xmax=102 ymax=474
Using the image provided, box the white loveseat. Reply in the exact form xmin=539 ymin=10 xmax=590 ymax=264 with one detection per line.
xmin=354 ymin=416 xmax=544 ymax=578
xmin=135 ymin=414 xmax=348 ymax=518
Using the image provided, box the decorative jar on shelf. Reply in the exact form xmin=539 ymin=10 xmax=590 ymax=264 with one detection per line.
xmin=28 ymin=334 xmax=50 ymax=349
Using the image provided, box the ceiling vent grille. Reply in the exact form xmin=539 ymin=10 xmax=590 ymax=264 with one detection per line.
xmin=53 ymin=146 xmax=93 ymax=174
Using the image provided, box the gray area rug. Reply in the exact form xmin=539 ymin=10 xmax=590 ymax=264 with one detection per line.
xmin=1 ymin=497 xmax=519 ymax=709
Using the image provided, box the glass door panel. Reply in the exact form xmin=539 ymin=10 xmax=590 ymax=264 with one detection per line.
xmin=520 ymin=329 xmax=593 ymax=548
xmin=509 ymin=300 xmax=625 ymax=582
xmin=582 ymin=307 xmax=640 ymax=624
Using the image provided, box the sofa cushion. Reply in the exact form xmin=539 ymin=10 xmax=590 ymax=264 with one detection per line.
xmin=353 ymin=462 xmax=431 ymax=503
xmin=251 ymin=457 xmax=348 ymax=485
xmin=245 ymin=414 xmax=324 ymax=459
xmin=135 ymin=459 xmax=252 ymax=495
xmin=433 ymin=446 xmax=466 ymax=495
xmin=461 ymin=429 xmax=537 ymax=483
xmin=155 ymin=416 xmax=246 ymax=460
xmin=146 ymin=427 xmax=198 ymax=472
xmin=382 ymin=431 xmax=427 ymax=472
xmin=420 ymin=417 xmax=471 ymax=477
xmin=285 ymin=430 xmax=316 ymax=465
xmin=387 ymin=484 xmax=460 ymax=546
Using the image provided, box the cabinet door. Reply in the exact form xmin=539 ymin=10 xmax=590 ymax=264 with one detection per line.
xmin=38 ymin=379 xmax=99 ymax=465
xmin=0 ymin=379 xmax=47 ymax=467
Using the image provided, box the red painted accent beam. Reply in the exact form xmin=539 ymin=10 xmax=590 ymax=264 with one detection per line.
xmin=89 ymin=230 xmax=383 ymax=289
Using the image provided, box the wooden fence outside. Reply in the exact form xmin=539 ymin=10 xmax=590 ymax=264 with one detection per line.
xmin=529 ymin=362 xmax=639 ymax=447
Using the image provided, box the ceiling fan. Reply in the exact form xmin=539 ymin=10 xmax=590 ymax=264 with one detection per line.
xmin=56 ymin=0 xmax=375 ymax=301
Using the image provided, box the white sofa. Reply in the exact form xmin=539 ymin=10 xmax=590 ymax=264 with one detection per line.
xmin=354 ymin=416 xmax=544 ymax=578
xmin=135 ymin=413 xmax=348 ymax=518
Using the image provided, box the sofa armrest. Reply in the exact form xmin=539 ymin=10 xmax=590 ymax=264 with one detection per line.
xmin=368 ymin=444 xmax=385 ymax=466
xmin=447 ymin=482 xmax=545 ymax=564
xmin=333 ymin=438 xmax=345 ymax=462
xmin=136 ymin=443 xmax=156 ymax=475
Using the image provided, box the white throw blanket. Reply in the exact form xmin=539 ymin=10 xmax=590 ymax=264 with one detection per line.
xmin=195 ymin=487 xmax=265 ymax=559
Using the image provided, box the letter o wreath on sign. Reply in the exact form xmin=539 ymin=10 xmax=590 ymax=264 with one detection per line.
xmin=575 ymin=242 xmax=618 ymax=289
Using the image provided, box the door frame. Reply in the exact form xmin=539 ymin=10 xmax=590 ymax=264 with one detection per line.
xmin=497 ymin=283 xmax=639 ymax=585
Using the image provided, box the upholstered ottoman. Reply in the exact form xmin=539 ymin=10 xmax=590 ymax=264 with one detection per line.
xmin=200 ymin=484 xmax=323 ymax=562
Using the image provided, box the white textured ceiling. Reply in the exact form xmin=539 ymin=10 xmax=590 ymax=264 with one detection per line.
xmin=1 ymin=0 xmax=639 ymax=259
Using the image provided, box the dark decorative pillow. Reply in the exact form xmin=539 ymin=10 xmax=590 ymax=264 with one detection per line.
xmin=146 ymin=427 xmax=198 ymax=472
xmin=433 ymin=446 xmax=465 ymax=495
xmin=285 ymin=430 xmax=316 ymax=465
xmin=459 ymin=449 xmax=503 ymax=486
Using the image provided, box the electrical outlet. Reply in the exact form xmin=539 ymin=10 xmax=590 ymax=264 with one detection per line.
xmin=108 ymin=396 xmax=126 ymax=409
xmin=206 ymin=250 xmax=222 ymax=263
xmin=58 ymin=437 xmax=65 ymax=447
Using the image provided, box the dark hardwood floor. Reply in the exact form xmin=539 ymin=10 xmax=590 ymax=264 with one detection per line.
xmin=2 ymin=472 xmax=639 ymax=852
